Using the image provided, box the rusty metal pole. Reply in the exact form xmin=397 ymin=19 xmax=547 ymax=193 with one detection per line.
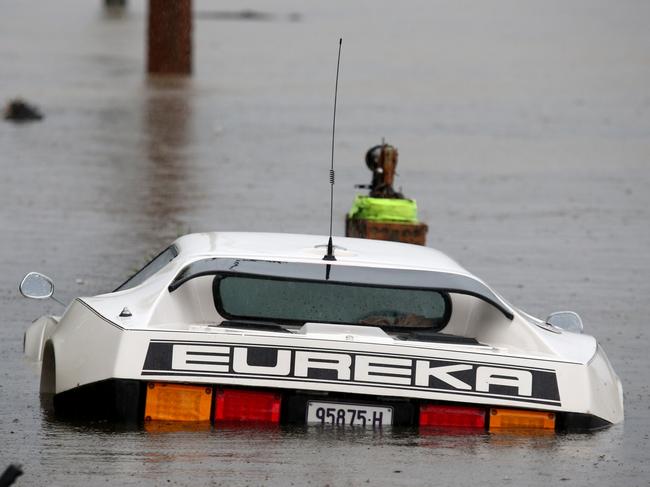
xmin=147 ymin=0 xmax=192 ymax=75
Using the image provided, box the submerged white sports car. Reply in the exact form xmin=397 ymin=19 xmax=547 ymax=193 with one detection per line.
xmin=21 ymin=232 xmax=623 ymax=431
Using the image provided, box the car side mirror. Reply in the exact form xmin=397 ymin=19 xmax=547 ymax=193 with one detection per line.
xmin=19 ymin=272 xmax=65 ymax=306
xmin=20 ymin=272 xmax=54 ymax=299
xmin=546 ymin=311 xmax=583 ymax=334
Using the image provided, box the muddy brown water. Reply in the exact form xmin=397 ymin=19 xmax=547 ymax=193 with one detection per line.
xmin=1 ymin=0 xmax=650 ymax=485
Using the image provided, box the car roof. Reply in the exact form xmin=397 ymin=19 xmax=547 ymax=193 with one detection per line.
xmin=84 ymin=232 xmax=515 ymax=326
xmin=173 ymin=232 xmax=472 ymax=276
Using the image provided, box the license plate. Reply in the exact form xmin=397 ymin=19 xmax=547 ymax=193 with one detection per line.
xmin=306 ymin=401 xmax=393 ymax=427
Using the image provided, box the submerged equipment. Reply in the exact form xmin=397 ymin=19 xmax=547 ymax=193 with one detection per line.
xmin=347 ymin=143 xmax=428 ymax=244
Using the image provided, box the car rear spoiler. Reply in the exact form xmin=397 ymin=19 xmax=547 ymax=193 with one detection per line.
xmin=168 ymin=258 xmax=514 ymax=320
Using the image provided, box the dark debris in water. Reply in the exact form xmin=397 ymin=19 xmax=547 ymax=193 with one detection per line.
xmin=3 ymin=99 xmax=43 ymax=122
xmin=0 ymin=464 xmax=23 ymax=487
xmin=194 ymin=10 xmax=301 ymax=22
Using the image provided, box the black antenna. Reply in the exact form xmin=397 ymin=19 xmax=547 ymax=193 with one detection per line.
xmin=323 ymin=38 xmax=342 ymax=262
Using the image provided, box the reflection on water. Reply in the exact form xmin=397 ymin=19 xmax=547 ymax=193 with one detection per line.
xmin=144 ymin=420 xmax=211 ymax=434
xmin=141 ymin=78 xmax=193 ymax=227
xmin=417 ymin=426 xmax=490 ymax=452
xmin=40 ymin=414 xmax=560 ymax=449
xmin=101 ymin=2 xmax=128 ymax=20
xmin=31 ymin=402 xmax=625 ymax=486
xmin=488 ymin=427 xmax=556 ymax=440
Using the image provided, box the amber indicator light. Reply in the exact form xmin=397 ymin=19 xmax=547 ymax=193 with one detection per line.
xmin=144 ymin=382 xmax=213 ymax=422
xmin=489 ymin=408 xmax=556 ymax=430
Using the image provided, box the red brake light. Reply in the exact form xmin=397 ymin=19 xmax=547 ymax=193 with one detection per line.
xmin=214 ymin=388 xmax=282 ymax=423
xmin=419 ymin=404 xmax=486 ymax=429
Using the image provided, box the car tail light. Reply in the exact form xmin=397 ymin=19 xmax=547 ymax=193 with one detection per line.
xmin=489 ymin=408 xmax=556 ymax=430
xmin=214 ymin=388 xmax=282 ymax=423
xmin=144 ymin=382 xmax=213 ymax=422
xmin=419 ymin=404 xmax=486 ymax=428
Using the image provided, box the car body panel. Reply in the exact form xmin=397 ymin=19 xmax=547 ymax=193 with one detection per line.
xmin=22 ymin=232 xmax=624 ymax=427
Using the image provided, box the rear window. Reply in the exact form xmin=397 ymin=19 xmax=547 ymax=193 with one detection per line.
xmin=213 ymin=275 xmax=450 ymax=330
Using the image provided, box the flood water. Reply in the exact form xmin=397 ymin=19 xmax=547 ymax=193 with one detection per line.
xmin=1 ymin=0 xmax=650 ymax=485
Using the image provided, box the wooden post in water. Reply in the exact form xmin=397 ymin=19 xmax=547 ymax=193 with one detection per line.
xmin=346 ymin=217 xmax=428 ymax=245
xmin=147 ymin=0 xmax=192 ymax=75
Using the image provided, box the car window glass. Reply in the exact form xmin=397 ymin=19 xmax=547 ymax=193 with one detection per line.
xmin=114 ymin=245 xmax=178 ymax=292
xmin=215 ymin=275 xmax=449 ymax=330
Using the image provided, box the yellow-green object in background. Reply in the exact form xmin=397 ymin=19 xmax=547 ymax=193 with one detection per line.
xmin=348 ymin=195 xmax=419 ymax=223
